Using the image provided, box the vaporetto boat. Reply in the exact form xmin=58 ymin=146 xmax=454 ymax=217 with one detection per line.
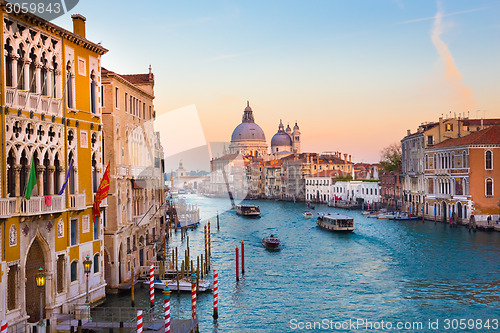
xmin=316 ymin=213 xmax=355 ymax=233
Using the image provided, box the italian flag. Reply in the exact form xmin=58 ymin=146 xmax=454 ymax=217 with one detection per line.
xmin=24 ymin=158 xmax=37 ymax=200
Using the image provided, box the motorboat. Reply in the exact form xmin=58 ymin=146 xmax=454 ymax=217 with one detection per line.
xmin=377 ymin=212 xmax=397 ymax=219
xmin=236 ymin=204 xmax=261 ymax=217
xmin=394 ymin=212 xmax=419 ymax=221
xmin=317 ymin=213 xmax=355 ymax=232
xmin=262 ymin=235 xmax=281 ymax=250
xmin=303 ymin=211 xmax=314 ymax=219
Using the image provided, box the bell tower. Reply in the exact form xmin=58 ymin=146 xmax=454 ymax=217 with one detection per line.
xmin=292 ymin=122 xmax=301 ymax=154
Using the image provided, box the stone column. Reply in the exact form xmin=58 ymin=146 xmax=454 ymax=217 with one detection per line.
xmin=14 ymin=164 xmax=22 ymax=197
xmin=57 ymin=166 xmax=65 ymax=193
xmin=37 ymin=165 xmax=45 ymax=197
xmin=35 ymin=65 xmax=42 ymax=94
xmin=23 ymin=61 xmax=30 ymax=91
xmin=11 ymin=57 xmax=18 ymax=88
xmin=46 ymin=69 xmax=53 ymax=98
xmin=47 ymin=166 xmax=55 ymax=195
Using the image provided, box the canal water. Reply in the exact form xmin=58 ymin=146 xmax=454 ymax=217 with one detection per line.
xmin=101 ymin=195 xmax=500 ymax=332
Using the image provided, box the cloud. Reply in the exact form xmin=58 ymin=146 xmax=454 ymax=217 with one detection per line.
xmin=431 ymin=2 xmax=476 ymax=111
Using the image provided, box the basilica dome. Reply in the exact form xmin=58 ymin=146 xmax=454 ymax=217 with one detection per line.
xmin=231 ymin=122 xmax=266 ymax=142
xmin=229 ymin=102 xmax=268 ymax=157
xmin=271 ymin=130 xmax=292 ymax=147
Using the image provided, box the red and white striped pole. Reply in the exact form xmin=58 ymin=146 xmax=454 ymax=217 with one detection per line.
xmin=137 ymin=310 xmax=143 ymax=333
xmin=1 ymin=320 xmax=8 ymax=333
xmin=213 ymin=269 xmax=219 ymax=319
xmin=150 ymin=264 xmax=155 ymax=306
xmin=191 ymin=273 xmax=197 ymax=320
xmin=163 ymin=286 xmax=171 ymax=333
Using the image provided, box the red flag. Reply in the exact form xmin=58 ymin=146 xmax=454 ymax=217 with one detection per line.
xmin=93 ymin=161 xmax=111 ymax=218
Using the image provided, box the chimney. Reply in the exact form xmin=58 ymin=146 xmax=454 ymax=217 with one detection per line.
xmin=71 ymin=14 xmax=86 ymax=38
xmin=349 ymin=155 xmax=351 ymax=162
xmin=407 ymin=129 xmax=411 ymax=136
xmin=343 ymin=153 xmax=348 ymax=161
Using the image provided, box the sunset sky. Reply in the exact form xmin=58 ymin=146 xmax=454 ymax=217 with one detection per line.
xmin=55 ymin=0 xmax=500 ymax=164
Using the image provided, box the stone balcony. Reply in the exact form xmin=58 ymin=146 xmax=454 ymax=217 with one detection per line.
xmin=0 ymin=195 xmax=65 ymax=217
xmin=69 ymin=193 xmax=86 ymax=210
xmin=6 ymin=87 xmax=62 ymax=116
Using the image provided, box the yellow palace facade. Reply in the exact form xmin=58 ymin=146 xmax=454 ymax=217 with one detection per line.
xmin=0 ymin=4 xmax=108 ymax=327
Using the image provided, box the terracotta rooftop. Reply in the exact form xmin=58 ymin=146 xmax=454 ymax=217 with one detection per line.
xmin=431 ymin=125 xmax=500 ymax=148
xmin=461 ymin=118 xmax=500 ymax=126
xmin=306 ymin=170 xmax=343 ymax=178
xmin=102 ymin=68 xmax=152 ymax=85
xmin=121 ymin=74 xmax=152 ymax=84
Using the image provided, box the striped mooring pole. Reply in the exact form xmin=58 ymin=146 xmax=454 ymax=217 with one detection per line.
xmin=137 ymin=310 xmax=143 ymax=333
xmin=213 ymin=270 xmax=219 ymax=319
xmin=191 ymin=273 xmax=197 ymax=320
xmin=164 ymin=286 xmax=171 ymax=333
xmin=1 ymin=320 xmax=8 ymax=333
xmin=150 ymin=264 xmax=155 ymax=306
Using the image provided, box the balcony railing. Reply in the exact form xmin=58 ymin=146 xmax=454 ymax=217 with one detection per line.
xmin=15 ymin=195 xmax=65 ymax=216
xmin=0 ymin=198 xmax=18 ymax=218
xmin=5 ymin=87 xmax=62 ymax=116
xmin=69 ymin=193 xmax=86 ymax=210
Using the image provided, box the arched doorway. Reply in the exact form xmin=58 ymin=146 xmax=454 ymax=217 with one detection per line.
xmin=104 ymin=250 xmax=111 ymax=287
xmin=25 ymin=237 xmax=46 ymax=323
xmin=442 ymin=201 xmax=447 ymax=222
xmin=457 ymin=202 xmax=463 ymax=220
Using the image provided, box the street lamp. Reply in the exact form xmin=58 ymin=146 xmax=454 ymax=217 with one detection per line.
xmin=83 ymin=255 xmax=92 ymax=303
xmin=35 ymin=267 xmax=46 ymax=325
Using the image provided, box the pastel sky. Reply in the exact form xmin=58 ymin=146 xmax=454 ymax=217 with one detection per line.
xmin=55 ymin=0 xmax=500 ymax=163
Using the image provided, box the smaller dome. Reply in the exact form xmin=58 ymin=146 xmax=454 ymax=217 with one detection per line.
xmin=293 ymin=122 xmax=299 ymax=130
xmin=271 ymin=131 xmax=292 ymax=147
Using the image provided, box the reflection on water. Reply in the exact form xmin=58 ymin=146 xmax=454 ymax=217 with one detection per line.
xmin=101 ymin=195 xmax=500 ymax=332
xmin=404 ymin=278 xmax=500 ymax=306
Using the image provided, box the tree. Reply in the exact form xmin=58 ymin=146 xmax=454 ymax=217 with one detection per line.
xmin=379 ymin=143 xmax=402 ymax=172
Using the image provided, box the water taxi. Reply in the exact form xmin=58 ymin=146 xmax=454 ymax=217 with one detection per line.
xmin=303 ymin=211 xmax=314 ymax=219
xmin=236 ymin=204 xmax=261 ymax=217
xmin=262 ymin=235 xmax=281 ymax=250
xmin=317 ymin=213 xmax=355 ymax=232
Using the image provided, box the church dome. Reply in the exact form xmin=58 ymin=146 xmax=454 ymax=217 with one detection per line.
xmin=230 ymin=101 xmax=266 ymax=143
xmin=231 ymin=122 xmax=266 ymax=142
xmin=271 ymin=131 xmax=292 ymax=147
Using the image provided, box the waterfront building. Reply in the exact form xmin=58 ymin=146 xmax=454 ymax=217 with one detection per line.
xmin=210 ymin=153 xmax=249 ymax=199
xmin=264 ymin=159 xmax=283 ymax=199
xmin=423 ymin=125 xmax=500 ymax=224
xmin=305 ymin=170 xmax=342 ymax=203
xmin=245 ymin=159 xmax=265 ymax=198
xmin=101 ymin=67 xmax=165 ymax=291
xmin=330 ymin=179 xmax=381 ymax=206
xmin=380 ymin=171 xmax=404 ymax=210
xmin=172 ymin=161 xmax=205 ymax=192
xmin=402 ymin=116 xmax=500 ymax=216
xmin=0 ymin=11 xmax=108 ymax=324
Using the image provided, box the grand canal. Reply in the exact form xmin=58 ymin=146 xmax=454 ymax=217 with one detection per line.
xmin=101 ymin=195 xmax=500 ymax=332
